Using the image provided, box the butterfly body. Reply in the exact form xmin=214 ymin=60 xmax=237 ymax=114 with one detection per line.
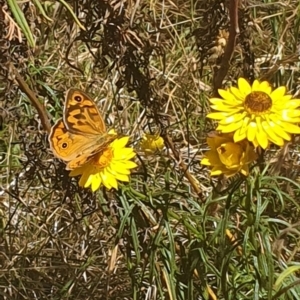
xmin=49 ymin=88 xmax=117 ymax=170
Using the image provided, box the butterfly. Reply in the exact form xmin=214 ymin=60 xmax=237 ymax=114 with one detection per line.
xmin=48 ymin=88 xmax=117 ymax=170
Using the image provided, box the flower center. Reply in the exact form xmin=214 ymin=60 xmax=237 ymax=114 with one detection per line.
xmin=93 ymin=148 xmax=113 ymax=169
xmin=244 ymin=91 xmax=272 ymax=114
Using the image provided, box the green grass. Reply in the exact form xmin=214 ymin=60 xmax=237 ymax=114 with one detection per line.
xmin=1 ymin=0 xmax=300 ymax=299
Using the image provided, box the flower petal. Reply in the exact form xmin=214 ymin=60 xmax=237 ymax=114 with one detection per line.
xmin=113 ymin=136 xmax=130 ymax=149
xmin=270 ymin=86 xmax=286 ymax=103
xmin=238 ymin=78 xmax=251 ymax=96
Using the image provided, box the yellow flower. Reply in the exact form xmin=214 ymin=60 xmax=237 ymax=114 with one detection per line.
xmin=201 ymin=133 xmax=257 ymax=177
xmin=69 ymin=136 xmax=137 ymax=191
xmin=140 ymin=133 xmax=165 ymax=155
xmin=207 ymin=78 xmax=300 ymax=149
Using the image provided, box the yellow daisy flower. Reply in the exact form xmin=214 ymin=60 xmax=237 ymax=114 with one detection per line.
xmin=140 ymin=133 xmax=165 ymax=155
xmin=207 ymin=78 xmax=300 ymax=149
xmin=69 ymin=136 xmax=137 ymax=191
xmin=201 ymin=133 xmax=257 ymax=177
